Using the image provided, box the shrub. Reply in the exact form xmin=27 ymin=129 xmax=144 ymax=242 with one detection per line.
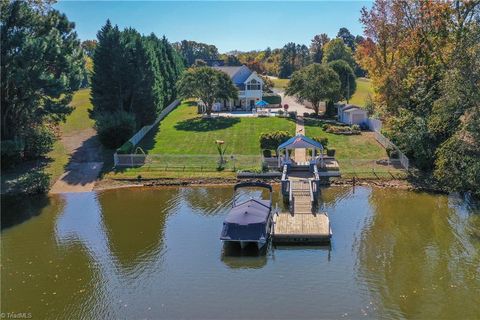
xmin=359 ymin=122 xmax=369 ymax=130
xmin=312 ymin=136 xmax=329 ymax=149
xmin=277 ymin=110 xmax=284 ymax=115
xmin=351 ymin=124 xmax=361 ymax=131
xmin=13 ymin=170 xmax=51 ymax=194
xmin=303 ymin=112 xmax=310 ymax=117
xmin=262 ymin=149 xmax=272 ymax=157
xmin=23 ymin=126 xmax=55 ymax=159
xmin=325 ymin=125 xmax=361 ymax=135
xmin=1 ymin=140 xmax=24 ymax=169
xmin=326 ymin=149 xmax=336 ymax=157
xmin=95 ymin=111 xmax=137 ymax=149
xmin=288 ymin=111 xmax=297 ymax=119
xmin=386 ymin=147 xmax=399 ymax=159
xmin=259 ymin=131 xmax=293 ymax=155
xmin=116 ymin=141 xmax=134 ymax=154
xmin=262 ymin=93 xmax=282 ymax=105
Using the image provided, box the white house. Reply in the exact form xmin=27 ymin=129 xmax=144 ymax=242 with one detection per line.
xmin=337 ymin=104 xmax=368 ymax=125
xmin=211 ymin=65 xmax=264 ymax=112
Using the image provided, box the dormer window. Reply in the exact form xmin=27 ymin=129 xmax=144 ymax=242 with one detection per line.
xmin=246 ymin=79 xmax=261 ymax=90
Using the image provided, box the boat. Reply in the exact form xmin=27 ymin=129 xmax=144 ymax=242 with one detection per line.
xmin=220 ymin=182 xmax=275 ymax=250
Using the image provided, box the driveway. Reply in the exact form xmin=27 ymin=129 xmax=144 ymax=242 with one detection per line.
xmin=274 ymin=90 xmax=326 ymax=115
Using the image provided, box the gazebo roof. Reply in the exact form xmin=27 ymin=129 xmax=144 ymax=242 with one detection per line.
xmin=277 ymin=134 xmax=323 ymax=150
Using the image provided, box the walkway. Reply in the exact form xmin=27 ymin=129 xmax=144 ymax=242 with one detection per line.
xmin=50 ymin=128 xmax=104 ymax=194
xmin=294 ymin=117 xmax=307 ymax=163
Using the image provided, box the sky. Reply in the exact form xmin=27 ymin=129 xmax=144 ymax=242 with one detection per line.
xmin=55 ymin=1 xmax=372 ymax=52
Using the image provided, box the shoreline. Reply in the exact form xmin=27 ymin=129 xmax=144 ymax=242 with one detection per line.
xmin=93 ymin=176 xmax=433 ymax=193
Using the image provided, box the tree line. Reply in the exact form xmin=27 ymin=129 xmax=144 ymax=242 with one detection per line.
xmin=356 ymin=0 xmax=479 ymax=197
xmin=171 ymin=27 xmax=365 ymax=80
xmin=1 ymin=0 xmax=85 ymax=171
xmin=90 ymin=20 xmax=184 ymax=148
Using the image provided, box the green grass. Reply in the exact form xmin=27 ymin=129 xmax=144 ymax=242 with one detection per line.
xmin=304 ymin=118 xmax=405 ymax=178
xmin=2 ymin=89 xmax=97 ymax=193
xmin=110 ymin=101 xmax=295 ymax=179
xmin=271 ymin=78 xmax=289 ymax=89
xmin=344 ymin=77 xmax=374 ymax=107
xmin=304 ymin=118 xmax=386 ymax=160
xmin=44 ymin=89 xmax=95 ymax=181
xmin=139 ymin=102 xmax=295 ymax=155
xmin=60 ymin=89 xmax=95 ymax=134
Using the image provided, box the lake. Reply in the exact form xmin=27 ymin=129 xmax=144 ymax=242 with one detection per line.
xmin=1 ymin=186 xmax=479 ymax=319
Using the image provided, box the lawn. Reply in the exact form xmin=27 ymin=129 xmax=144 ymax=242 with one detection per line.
xmin=303 ymin=118 xmax=405 ymax=178
xmin=344 ymin=77 xmax=374 ymax=107
xmin=271 ymin=77 xmax=289 ymax=89
xmin=139 ymin=102 xmax=295 ymax=155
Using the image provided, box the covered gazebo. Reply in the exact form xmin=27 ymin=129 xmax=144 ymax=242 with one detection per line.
xmin=277 ymin=134 xmax=324 ymax=168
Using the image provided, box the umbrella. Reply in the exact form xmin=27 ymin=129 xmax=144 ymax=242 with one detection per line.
xmin=255 ymin=100 xmax=269 ymax=107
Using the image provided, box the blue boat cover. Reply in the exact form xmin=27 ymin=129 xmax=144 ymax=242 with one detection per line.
xmin=221 ymin=199 xmax=271 ymax=241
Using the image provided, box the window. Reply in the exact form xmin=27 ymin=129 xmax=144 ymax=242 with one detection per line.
xmin=246 ymin=79 xmax=261 ymax=90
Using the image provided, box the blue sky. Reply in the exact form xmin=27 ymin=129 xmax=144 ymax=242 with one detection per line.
xmin=55 ymin=1 xmax=372 ymax=52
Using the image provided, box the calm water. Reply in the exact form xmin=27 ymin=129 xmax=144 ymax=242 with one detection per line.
xmin=1 ymin=186 xmax=479 ymax=319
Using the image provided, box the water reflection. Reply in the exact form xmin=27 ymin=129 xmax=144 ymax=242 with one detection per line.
xmin=1 ymin=186 xmax=479 ymax=319
xmin=357 ymin=189 xmax=480 ymax=319
xmin=221 ymin=243 xmax=268 ymax=269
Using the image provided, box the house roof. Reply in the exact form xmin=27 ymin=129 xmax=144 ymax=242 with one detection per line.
xmin=344 ymin=107 xmax=367 ymax=114
xmin=277 ymin=134 xmax=324 ymax=150
xmin=213 ymin=65 xmax=253 ymax=85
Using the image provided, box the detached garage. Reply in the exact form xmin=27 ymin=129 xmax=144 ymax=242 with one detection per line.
xmin=337 ymin=104 xmax=368 ymax=125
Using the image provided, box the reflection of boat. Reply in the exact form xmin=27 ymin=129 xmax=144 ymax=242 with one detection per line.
xmin=221 ymin=242 xmax=268 ymax=269
xmin=220 ymin=182 xmax=274 ymax=250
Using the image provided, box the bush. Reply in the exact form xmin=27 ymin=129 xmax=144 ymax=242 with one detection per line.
xmin=303 ymin=112 xmax=310 ymax=117
xmin=262 ymin=149 xmax=272 ymax=157
xmin=312 ymin=136 xmax=329 ymax=149
xmin=13 ymin=170 xmax=51 ymax=194
xmin=277 ymin=110 xmax=284 ymax=116
xmin=1 ymin=140 xmax=24 ymax=169
xmin=23 ymin=126 xmax=55 ymax=159
xmin=326 ymin=149 xmax=336 ymax=157
xmin=288 ymin=111 xmax=297 ymax=119
xmin=351 ymin=124 xmax=361 ymax=131
xmin=259 ymin=131 xmax=293 ymax=155
xmin=262 ymin=93 xmax=282 ymax=106
xmin=386 ymin=147 xmax=399 ymax=159
xmin=360 ymin=122 xmax=369 ymax=130
xmin=116 ymin=141 xmax=134 ymax=154
xmin=95 ymin=111 xmax=137 ymax=149
xmin=325 ymin=125 xmax=361 ymax=135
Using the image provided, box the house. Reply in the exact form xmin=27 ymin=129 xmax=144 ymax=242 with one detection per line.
xmin=337 ymin=104 xmax=368 ymax=125
xmin=212 ymin=65 xmax=264 ymax=112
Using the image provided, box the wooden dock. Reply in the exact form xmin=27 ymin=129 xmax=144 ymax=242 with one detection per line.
xmin=273 ymin=178 xmax=331 ymax=244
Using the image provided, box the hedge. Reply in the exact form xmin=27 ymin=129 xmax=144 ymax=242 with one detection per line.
xmin=262 ymin=94 xmax=282 ymax=105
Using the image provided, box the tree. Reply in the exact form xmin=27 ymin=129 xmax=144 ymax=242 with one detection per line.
xmin=310 ymin=33 xmax=330 ymax=63
xmin=322 ymin=38 xmax=355 ymax=68
xmin=285 ymin=64 xmax=341 ymax=115
xmin=1 ymin=1 xmax=84 ymax=151
xmin=91 ymin=21 xmax=183 ymax=135
xmin=224 ymin=54 xmax=241 ymax=66
xmin=337 ymin=27 xmax=356 ymax=51
xmin=81 ymin=40 xmax=97 ymax=57
xmin=176 ymin=67 xmax=238 ymax=116
xmin=173 ymin=40 xmax=219 ymax=66
xmin=328 ymin=60 xmax=357 ymax=103
xmin=279 ymin=42 xmax=297 ymax=78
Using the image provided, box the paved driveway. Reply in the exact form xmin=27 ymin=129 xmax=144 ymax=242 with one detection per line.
xmin=274 ymin=89 xmax=326 ymax=115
